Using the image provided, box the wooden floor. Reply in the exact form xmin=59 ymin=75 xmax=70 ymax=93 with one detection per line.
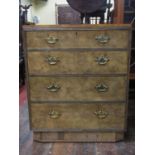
xmin=19 ymin=86 xmax=135 ymax=155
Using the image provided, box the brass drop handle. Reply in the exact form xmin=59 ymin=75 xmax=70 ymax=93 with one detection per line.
xmin=94 ymin=110 xmax=108 ymax=119
xmin=45 ymin=36 xmax=59 ymax=44
xmin=96 ymin=56 xmax=109 ymax=65
xmin=48 ymin=109 xmax=61 ymax=119
xmin=46 ymin=56 xmax=59 ymax=65
xmin=47 ymin=83 xmax=60 ymax=92
xmin=95 ymin=83 xmax=108 ymax=92
xmin=95 ymin=35 xmax=110 ymax=44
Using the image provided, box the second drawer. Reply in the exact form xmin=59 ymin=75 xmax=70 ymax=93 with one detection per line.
xmin=29 ymin=76 xmax=127 ymax=102
xmin=28 ymin=51 xmax=128 ymax=75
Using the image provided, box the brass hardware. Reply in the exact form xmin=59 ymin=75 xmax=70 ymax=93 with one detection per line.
xmin=95 ymin=35 xmax=110 ymax=44
xmin=47 ymin=83 xmax=60 ymax=92
xmin=94 ymin=109 xmax=108 ymax=119
xmin=46 ymin=56 xmax=59 ymax=65
xmin=48 ymin=109 xmax=61 ymax=119
xmin=95 ymin=83 xmax=108 ymax=92
xmin=96 ymin=56 xmax=109 ymax=65
xmin=45 ymin=36 xmax=59 ymax=44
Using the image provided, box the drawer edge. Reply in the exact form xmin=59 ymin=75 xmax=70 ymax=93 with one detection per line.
xmin=27 ymin=48 xmax=129 ymax=52
xmin=30 ymin=100 xmax=126 ymax=104
xmin=32 ymin=128 xmax=125 ymax=132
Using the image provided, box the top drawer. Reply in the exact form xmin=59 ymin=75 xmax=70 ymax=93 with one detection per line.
xmin=26 ymin=30 xmax=129 ymax=49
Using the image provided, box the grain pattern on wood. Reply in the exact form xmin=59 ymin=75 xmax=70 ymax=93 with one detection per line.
xmin=115 ymin=141 xmax=135 ymax=155
xmin=23 ymin=24 xmax=131 ymax=143
xmin=26 ymin=30 xmax=129 ymax=49
xmin=113 ymin=0 xmax=125 ymax=24
xmin=33 ymin=132 xmax=124 ymax=142
xmin=51 ymin=143 xmax=65 ymax=155
xmin=96 ymin=143 xmax=118 ymax=155
xmin=30 ymin=103 xmax=125 ymax=130
xmin=19 ymin=102 xmax=33 ymax=155
xmin=32 ymin=142 xmax=52 ymax=155
xmin=20 ymin=87 xmax=135 ymax=154
xmin=82 ymin=143 xmax=96 ymax=155
xmin=50 ymin=143 xmax=77 ymax=155
xmin=23 ymin=24 xmax=131 ymax=31
xmin=28 ymin=51 xmax=128 ymax=75
xmin=74 ymin=143 xmax=83 ymax=155
xmin=29 ymin=76 xmax=127 ymax=101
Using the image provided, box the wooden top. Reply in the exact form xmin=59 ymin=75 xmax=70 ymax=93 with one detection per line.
xmin=23 ymin=24 xmax=131 ymax=31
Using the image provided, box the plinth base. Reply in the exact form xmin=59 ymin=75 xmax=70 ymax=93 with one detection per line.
xmin=33 ymin=131 xmax=124 ymax=143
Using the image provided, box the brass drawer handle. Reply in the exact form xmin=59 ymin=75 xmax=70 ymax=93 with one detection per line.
xmin=47 ymin=83 xmax=60 ymax=92
xmin=94 ymin=110 xmax=108 ymax=119
xmin=95 ymin=35 xmax=110 ymax=44
xmin=46 ymin=56 xmax=59 ymax=65
xmin=96 ymin=56 xmax=109 ymax=65
xmin=45 ymin=36 xmax=59 ymax=44
xmin=95 ymin=83 xmax=108 ymax=92
xmin=48 ymin=109 xmax=61 ymax=119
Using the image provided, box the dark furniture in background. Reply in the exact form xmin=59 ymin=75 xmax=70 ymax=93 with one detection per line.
xmin=124 ymin=0 xmax=135 ymax=79
xmin=124 ymin=0 xmax=135 ymax=23
xmin=19 ymin=1 xmax=32 ymax=87
xmin=67 ymin=0 xmax=112 ymax=24
xmin=123 ymin=0 xmax=135 ymax=139
xmin=19 ymin=3 xmax=25 ymax=87
xmin=56 ymin=4 xmax=81 ymax=24
xmin=57 ymin=0 xmax=132 ymax=24
xmin=123 ymin=0 xmax=135 ymax=91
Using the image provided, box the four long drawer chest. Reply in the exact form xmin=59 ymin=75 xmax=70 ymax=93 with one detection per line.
xmin=23 ymin=24 xmax=131 ymax=142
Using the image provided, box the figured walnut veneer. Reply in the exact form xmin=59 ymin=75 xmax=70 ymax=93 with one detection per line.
xmin=27 ymin=30 xmax=129 ymax=49
xmin=23 ymin=24 xmax=131 ymax=142
xmin=29 ymin=76 xmax=127 ymax=101
xmin=31 ymin=103 xmax=125 ymax=130
xmin=28 ymin=51 xmax=128 ymax=74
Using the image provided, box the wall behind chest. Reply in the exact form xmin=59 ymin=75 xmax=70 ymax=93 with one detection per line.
xmin=21 ymin=0 xmax=68 ymax=24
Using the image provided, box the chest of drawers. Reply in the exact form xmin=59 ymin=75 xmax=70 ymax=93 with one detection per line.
xmin=23 ymin=24 xmax=131 ymax=142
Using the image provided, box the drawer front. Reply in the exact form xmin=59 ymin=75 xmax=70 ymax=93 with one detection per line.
xmin=28 ymin=51 xmax=128 ymax=74
xmin=29 ymin=76 xmax=126 ymax=101
xmin=26 ymin=30 xmax=129 ymax=49
xmin=30 ymin=103 xmax=126 ymax=130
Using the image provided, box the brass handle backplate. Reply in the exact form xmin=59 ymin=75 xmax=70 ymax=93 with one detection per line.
xmin=47 ymin=83 xmax=60 ymax=92
xmin=94 ymin=110 xmax=108 ymax=119
xmin=96 ymin=56 xmax=109 ymax=65
xmin=46 ymin=56 xmax=59 ymax=65
xmin=95 ymin=35 xmax=110 ymax=44
xmin=95 ymin=83 xmax=108 ymax=92
xmin=45 ymin=36 xmax=59 ymax=44
xmin=48 ymin=109 xmax=61 ymax=119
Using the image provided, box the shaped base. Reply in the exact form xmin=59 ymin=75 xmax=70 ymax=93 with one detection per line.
xmin=33 ymin=131 xmax=124 ymax=143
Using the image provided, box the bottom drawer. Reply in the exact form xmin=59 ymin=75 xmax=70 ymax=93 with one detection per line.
xmin=30 ymin=103 xmax=126 ymax=131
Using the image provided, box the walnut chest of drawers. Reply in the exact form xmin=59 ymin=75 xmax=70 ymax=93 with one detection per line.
xmin=23 ymin=24 xmax=131 ymax=142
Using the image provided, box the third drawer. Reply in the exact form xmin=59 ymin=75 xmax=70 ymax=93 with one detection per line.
xmin=29 ymin=76 xmax=127 ymax=102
